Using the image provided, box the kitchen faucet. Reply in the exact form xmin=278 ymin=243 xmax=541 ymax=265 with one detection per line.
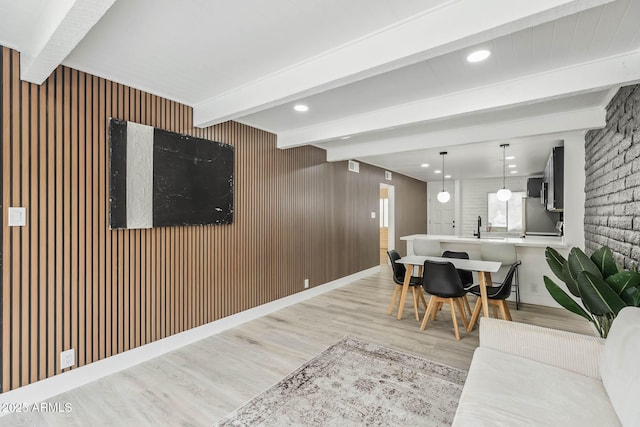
xmin=473 ymin=216 xmax=481 ymax=239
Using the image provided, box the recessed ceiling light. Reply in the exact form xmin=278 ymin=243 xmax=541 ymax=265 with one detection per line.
xmin=444 ymin=175 xmax=452 ymax=178
xmin=340 ymin=135 xmax=351 ymax=140
xmin=434 ymin=170 xmax=442 ymax=174
xmin=467 ymin=49 xmax=491 ymax=63
xmin=510 ymin=170 xmax=518 ymax=174
xmin=294 ymin=104 xmax=309 ymax=112
xmin=508 ymin=164 xmax=516 ymax=168
xmin=421 ymin=163 xmax=429 ymax=168
xmin=505 ymin=156 xmax=515 ymax=160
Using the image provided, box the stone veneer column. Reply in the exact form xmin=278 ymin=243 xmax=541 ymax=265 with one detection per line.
xmin=584 ymin=84 xmax=640 ymax=268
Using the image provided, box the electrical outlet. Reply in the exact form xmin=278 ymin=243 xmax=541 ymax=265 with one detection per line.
xmin=61 ymin=349 xmax=75 ymax=369
xmin=8 ymin=207 xmax=26 ymax=227
xmin=530 ymin=282 xmax=538 ymax=293
xmin=304 ymin=279 xmax=309 ymax=289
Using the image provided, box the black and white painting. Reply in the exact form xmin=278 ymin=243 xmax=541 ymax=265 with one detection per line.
xmin=109 ymin=119 xmax=234 ymax=229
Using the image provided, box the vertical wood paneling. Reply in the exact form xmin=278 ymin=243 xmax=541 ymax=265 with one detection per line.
xmin=70 ymin=68 xmax=78 ymax=378
xmin=84 ymin=74 xmax=93 ymax=366
xmin=20 ymin=78 xmax=29 ymax=387
xmin=77 ymin=72 xmax=85 ymax=368
xmin=46 ymin=67 xmax=55 ymax=380
xmin=1 ymin=47 xmax=10 ymax=392
xmin=62 ymin=67 xmax=71 ymax=373
xmin=0 ymin=45 xmax=427 ymax=392
xmin=30 ymin=79 xmax=39 ymax=385
xmin=104 ymin=79 xmax=112 ymax=358
xmin=38 ymin=82 xmax=47 ymax=381
xmin=98 ymin=77 xmax=106 ymax=361
xmin=91 ymin=76 xmax=99 ymax=361
xmin=11 ymin=49 xmax=21 ymax=390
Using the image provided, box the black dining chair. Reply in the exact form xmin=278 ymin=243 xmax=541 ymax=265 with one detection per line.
xmin=441 ymin=250 xmax=474 ymax=317
xmin=420 ymin=260 xmax=469 ymax=340
xmin=480 ymin=243 xmax=521 ymax=309
xmin=466 ymin=261 xmax=521 ymax=326
xmin=387 ymin=250 xmax=428 ymax=321
xmin=441 ymin=250 xmax=474 ymax=286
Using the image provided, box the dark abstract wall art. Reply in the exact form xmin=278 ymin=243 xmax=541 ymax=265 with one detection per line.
xmin=109 ymin=119 xmax=234 ymax=229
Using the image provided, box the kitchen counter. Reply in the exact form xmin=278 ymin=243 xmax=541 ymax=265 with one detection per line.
xmin=400 ymin=234 xmax=566 ymax=248
xmin=400 ymin=233 xmax=568 ymax=308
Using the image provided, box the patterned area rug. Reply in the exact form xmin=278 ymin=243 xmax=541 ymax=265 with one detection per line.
xmin=216 ymin=337 xmax=467 ymax=426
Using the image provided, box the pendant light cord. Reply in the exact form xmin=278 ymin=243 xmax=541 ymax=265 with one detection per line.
xmin=442 ymin=153 xmax=445 ymax=191
xmin=437 ymin=151 xmax=450 ymax=203
xmin=502 ymin=145 xmax=506 ymax=189
xmin=496 ymin=144 xmax=512 ymax=202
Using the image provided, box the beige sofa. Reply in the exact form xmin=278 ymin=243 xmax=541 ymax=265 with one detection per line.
xmin=453 ymin=307 xmax=640 ymax=426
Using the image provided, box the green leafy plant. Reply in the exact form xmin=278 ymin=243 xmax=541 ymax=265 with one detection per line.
xmin=544 ymin=246 xmax=640 ymax=338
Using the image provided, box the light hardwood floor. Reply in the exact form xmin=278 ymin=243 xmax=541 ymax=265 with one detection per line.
xmin=1 ymin=267 xmax=592 ymax=426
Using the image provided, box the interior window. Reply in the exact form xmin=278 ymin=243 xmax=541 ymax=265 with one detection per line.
xmin=487 ymin=192 xmax=524 ymax=232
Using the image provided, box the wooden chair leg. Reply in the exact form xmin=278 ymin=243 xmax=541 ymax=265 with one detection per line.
xmin=492 ymin=305 xmax=499 ymax=318
xmin=418 ymin=288 xmax=428 ymax=309
xmin=500 ymin=300 xmax=512 ymax=321
xmin=467 ymin=298 xmax=483 ymax=331
xmin=420 ymin=295 xmax=437 ymax=331
xmin=387 ymin=284 xmax=402 ymax=315
xmin=462 ymin=295 xmax=472 ymax=317
xmin=455 ymin=297 xmax=469 ymax=330
xmin=448 ymin=299 xmax=460 ymax=340
xmin=411 ymin=287 xmax=420 ymax=321
xmin=432 ymin=302 xmax=442 ymax=320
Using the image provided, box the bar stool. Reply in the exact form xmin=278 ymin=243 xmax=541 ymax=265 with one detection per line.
xmin=412 ymin=238 xmax=442 ymax=256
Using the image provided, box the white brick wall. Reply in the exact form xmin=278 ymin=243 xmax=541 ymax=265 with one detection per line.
xmin=459 ymin=177 xmax=527 ymax=236
xmin=427 ymin=177 xmax=528 ymax=235
xmin=584 ymin=84 xmax=640 ymax=268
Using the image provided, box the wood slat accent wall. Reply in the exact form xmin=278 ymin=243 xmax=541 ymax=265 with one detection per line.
xmin=0 ymin=46 xmax=427 ymax=392
xmin=395 ymin=180 xmax=428 ymax=253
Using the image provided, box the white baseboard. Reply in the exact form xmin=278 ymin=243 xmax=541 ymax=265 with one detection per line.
xmin=518 ymin=292 xmax=562 ymax=308
xmin=0 ymin=266 xmax=380 ymax=412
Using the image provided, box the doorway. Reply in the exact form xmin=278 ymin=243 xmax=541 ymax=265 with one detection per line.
xmin=428 ymin=181 xmax=456 ymax=235
xmin=380 ymin=184 xmax=395 ymax=264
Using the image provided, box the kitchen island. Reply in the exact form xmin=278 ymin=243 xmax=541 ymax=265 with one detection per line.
xmin=400 ymin=234 xmax=567 ymax=308
xmin=401 ymin=233 xmax=566 ymax=249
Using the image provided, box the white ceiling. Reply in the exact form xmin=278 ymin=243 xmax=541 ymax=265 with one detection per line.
xmin=1 ymin=0 xmax=639 ymax=182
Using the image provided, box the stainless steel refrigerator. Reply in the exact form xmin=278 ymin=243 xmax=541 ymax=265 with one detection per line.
xmin=522 ymin=197 xmax=561 ymax=236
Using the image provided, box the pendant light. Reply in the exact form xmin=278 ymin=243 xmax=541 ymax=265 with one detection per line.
xmin=496 ymin=143 xmax=512 ymax=202
xmin=437 ymin=151 xmax=450 ymax=203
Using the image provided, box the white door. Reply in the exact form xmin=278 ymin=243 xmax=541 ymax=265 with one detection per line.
xmin=428 ymin=181 xmax=455 ymax=235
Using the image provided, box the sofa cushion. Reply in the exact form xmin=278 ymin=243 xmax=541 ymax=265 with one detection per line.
xmin=600 ymin=307 xmax=640 ymax=426
xmin=453 ymin=347 xmax=620 ymax=426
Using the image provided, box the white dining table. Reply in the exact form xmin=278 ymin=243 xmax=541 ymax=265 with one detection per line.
xmin=393 ymin=255 xmax=502 ymax=330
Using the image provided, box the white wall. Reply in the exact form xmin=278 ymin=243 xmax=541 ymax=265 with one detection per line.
xmin=562 ymin=132 xmax=586 ymax=249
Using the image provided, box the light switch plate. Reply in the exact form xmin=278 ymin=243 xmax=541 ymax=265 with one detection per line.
xmin=8 ymin=207 xmax=26 ymax=227
xmin=371 ymin=212 xmax=376 ymax=219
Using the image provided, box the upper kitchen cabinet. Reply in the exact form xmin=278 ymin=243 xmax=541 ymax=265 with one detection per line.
xmin=543 ymin=146 xmax=564 ymax=212
xmin=527 ymin=177 xmax=542 ymax=198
